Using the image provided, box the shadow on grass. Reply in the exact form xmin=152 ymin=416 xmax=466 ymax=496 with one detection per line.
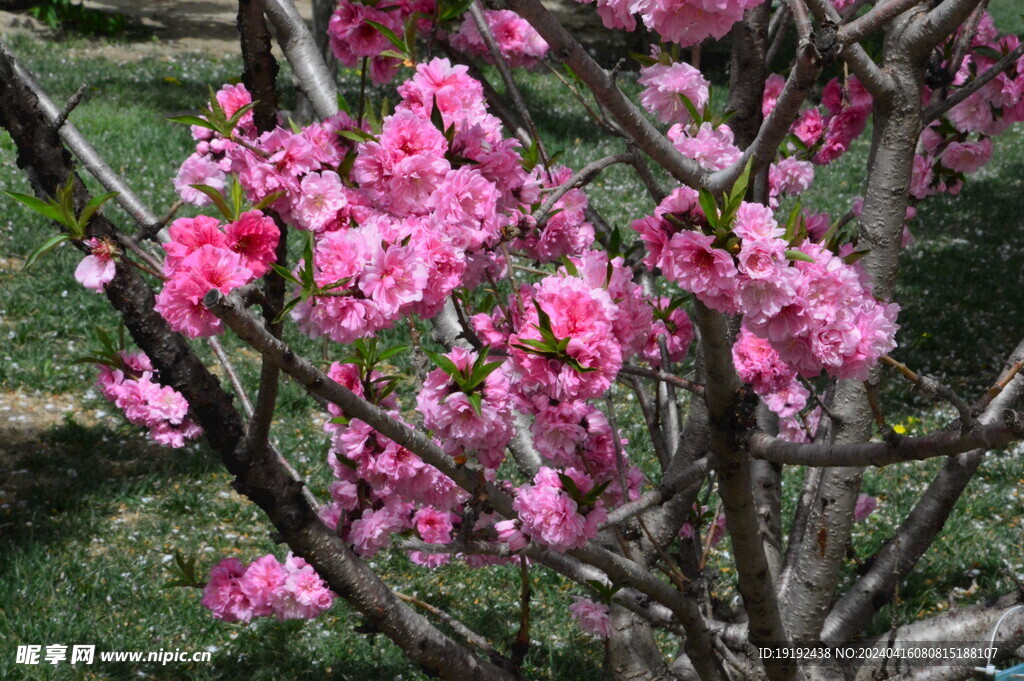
xmin=0 ymin=417 xmax=219 ymax=549
xmin=891 ymin=156 xmax=1024 ymax=403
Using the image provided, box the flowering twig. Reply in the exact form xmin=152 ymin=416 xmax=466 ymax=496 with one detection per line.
xmin=924 ymin=42 xmax=1024 ymax=122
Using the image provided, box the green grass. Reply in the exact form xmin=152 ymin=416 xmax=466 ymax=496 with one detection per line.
xmin=0 ymin=22 xmax=1023 ymax=681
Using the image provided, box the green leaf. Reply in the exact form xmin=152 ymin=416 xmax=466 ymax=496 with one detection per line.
xmin=784 ymin=249 xmax=816 ymax=263
xmin=301 ymin=232 xmax=316 ymax=288
xmin=430 ymin=95 xmax=446 ymax=134
xmin=77 ymin=191 xmax=119 ymax=230
xmin=377 ymin=345 xmax=409 ymax=362
xmin=337 ymin=128 xmax=377 ymax=144
xmin=379 ymin=49 xmax=411 ymax=61
xmin=253 ymin=190 xmax=286 ymax=213
xmin=226 ymin=101 xmax=257 ymax=131
xmin=677 ymin=93 xmax=702 ymax=125
xmin=271 ymin=263 xmax=302 ymax=286
xmin=973 ymin=45 xmax=1003 ymax=61
xmin=229 ymin=177 xmax=244 ymax=219
xmin=557 ymin=473 xmax=583 ymax=503
xmin=697 ymin=188 xmax=719 ymax=229
xmin=581 ymin=480 xmax=611 ymax=506
xmin=628 ymin=51 xmax=658 ymax=66
xmin=337 ymin=92 xmax=352 ymax=115
xmin=842 ymin=249 xmax=870 ymax=264
xmin=167 ymin=114 xmax=219 ymax=132
xmin=188 ymin=184 xmax=234 ymax=221
xmin=467 ymin=392 xmax=483 ymax=416
xmin=729 ymin=157 xmax=754 ymax=206
xmin=23 ymin=233 xmax=70 ymax=270
xmin=365 ymin=20 xmax=407 ymax=53
xmin=561 ymin=255 xmax=579 ymax=278
xmin=272 ymin=296 xmax=302 ymax=325
xmin=4 ymin=191 xmax=67 ymax=225
xmin=403 ymin=13 xmax=418 ymax=61
xmin=423 ymin=348 xmax=462 ymax=380
xmin=439 ymin=0 xmax=474 ymax=22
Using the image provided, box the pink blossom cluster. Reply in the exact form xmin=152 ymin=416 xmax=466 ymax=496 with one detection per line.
xmin=201 ymin=553 xmax=335 ymax=622
xmin=416 ymin=347 xmax=514 ymax=470
xmin=512 ymin=165 xmax=595 ymax=263
xmin=633 ymin=188 xmax=899 ymax=382
xmin=911 ymin=16 xmax=1024 ymax=199
xmin=642 ymin=297 xmax=694 ymax=368
xmin=327 ymin=0 xmax=434 ymax=85
xmin=569 ymin=597 xmax=612 ymax=638
xmin=95 ymin=350 xmax=202 ymax=448
xmin=638 ymin=52 xmax=711 ymax=125
xmin=507 ymin=467 xmax=607 ymax=551
xmin=449 ymin=9 xmax=549 ymax=68
xmin=154 ymin=212 xmax=279 ymax=338
xmin=763 ymin=74 xmax=872 ymax=168
xmin=580 ymin=0 xmax=766 ymax=47
xmin=668 ymin=121 xmax=742 ymax=171
xmin=174 ymin=84 xmax=257 ymax=207
xmin=319 ymin=362 xmax=467 ymax=559
xmin=506 ymin=251 xmax=652 ymax=402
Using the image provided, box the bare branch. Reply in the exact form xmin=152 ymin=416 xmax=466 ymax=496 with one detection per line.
xmin=3 ymin=43 xmax=163 ymax=236
xmin=748 ymin=413 xmax=1024 ymax=467
xmin=262 ymin=0 xmax=339 ymax=119
xmin=396 ymin=591 xmax=513 ymax=666
xmin=620 ymin=364 xmax=705 ymax=396
xmin=804 ymin=0 xmax=897 ymax=99
xmin=503 ymin=0 xmax=709 ymax=188
xmin=53 ymin=83 xmax=87 ymax=131
xmin=839 ymin=0 xmax=922 ymax=45
xmin=535 ymin=153 xmax=634 ymax=225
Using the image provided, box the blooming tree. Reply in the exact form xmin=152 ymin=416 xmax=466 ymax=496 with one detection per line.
xmin=2 ymin=0 xmax=1024 ymax=677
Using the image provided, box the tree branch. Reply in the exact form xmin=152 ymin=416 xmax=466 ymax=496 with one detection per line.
xmin=748 ymin=414 xmax=1024 ymax=467
xmin=924 ymin=42 xmax=1024 ymax=123
xmin=262 ymin=0 xmax=339 ymax=119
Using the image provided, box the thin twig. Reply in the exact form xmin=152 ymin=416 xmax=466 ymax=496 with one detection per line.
xmin=534 ymin=153 xmax=633 ymax=225
xmin=54 ymin=83 xmax=87 ymax=130
xmin=469 ymin=0 xmax=548 ymax=166
xmin=395 ymin=591 xmax=512 ymax=664
xmin=924 ymin=42 xmax=1024 ymax=122
xmin=881 ymin=355 xmax=975 ymax=428
xmin=619 ymin=364 xmax=705 ymax=395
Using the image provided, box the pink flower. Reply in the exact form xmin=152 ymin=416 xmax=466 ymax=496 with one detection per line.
xmin=413 ymin=507 xmax=456 ymax=544
xmin=669 ymin=122 xmax=742 ymax=171
xmin=201 ymin=558 xmax=253 ymax=623
xmin=639 ymin=58 xmax=710 ymax=125
xmin=155 ymin=276 xmax=224 ymax=338
xmin=239 ymin=554 xmax=286 ymax=618
xmin=854 ymin=493 xmax=877 ymax=521
xmin=177 ymin=245 xmax=253 ymax=294
xmin=762 ymin=73 xmax=786 ymax=118
xmin=793 ymin=108 xmax=825 ymax=147
xmin=358 ymin=244 xmax=428 ymax=316
xmin=294 ymin=170 xmax=347 ymax=232
xmin=661 ymin=230 xmax=738 ymax=306
xmin=224 ymin=210 xmax=279 ymax=278
xmin=569 ymin=597 xmax=611 ymax=638
xmin=75 ymin=237 xmax=118 ymax=292
xmin=941 ymin=138 xmax=993 ymax=174
xmin=174 ymin=153 xmax=227 ymax=206
xmin=163 ymin=215 xmax=227 ymax=276
xmin=732 ymin=326 xmax=797 ymax=395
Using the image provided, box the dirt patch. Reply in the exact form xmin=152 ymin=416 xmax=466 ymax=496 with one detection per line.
xmin=0 ymin=0 xmax=314 ymax=61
